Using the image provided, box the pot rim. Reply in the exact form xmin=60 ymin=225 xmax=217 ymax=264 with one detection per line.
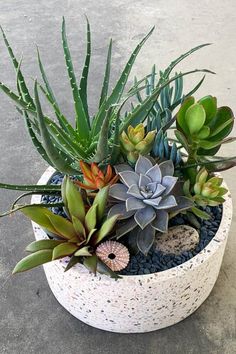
xmin=31 ymin=166 xmax=233 ymax=282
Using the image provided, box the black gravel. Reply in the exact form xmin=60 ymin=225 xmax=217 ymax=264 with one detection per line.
xmin=42 ymin=172 xmax=223 ymax=276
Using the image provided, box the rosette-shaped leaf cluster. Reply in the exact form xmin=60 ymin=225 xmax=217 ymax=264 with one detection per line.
xmin=13 ymin=177 xmax=119 ymax=277
xmin=184 ymin=168 xmax=228 ymax=207
xmin=108 ymin=155 xmax=193 ymax=254
xmin=74 ymin=161 xmax=118 ymax=190
xmin=120 ymin=124 xmax=156 ymax=164
xmin=176 ymin=95 xmax=234 ymax=156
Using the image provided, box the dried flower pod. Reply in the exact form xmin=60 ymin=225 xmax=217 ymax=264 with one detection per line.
xmin=96 ymin=241 xmax=130 ymax=272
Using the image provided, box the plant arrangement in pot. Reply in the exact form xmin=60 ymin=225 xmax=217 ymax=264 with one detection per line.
xmin=0 ymin=18 xmax=235 ymax=333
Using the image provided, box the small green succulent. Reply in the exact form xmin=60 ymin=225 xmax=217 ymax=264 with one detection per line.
xmin=12 ymin=177 xmax=119 ymax=277
xmin=120 ymin=124 xmax=156 ymax=164
xmin=184 ymin=168 xmax=228 ymax=208
xmin=175 ymin=95 xmax=234 ymax=157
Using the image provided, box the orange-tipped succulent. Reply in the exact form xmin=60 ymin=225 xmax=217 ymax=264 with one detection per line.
xmin=75 ymin=161 xmax=119 ymax=190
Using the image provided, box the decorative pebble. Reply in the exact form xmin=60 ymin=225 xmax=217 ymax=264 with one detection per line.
xmin=154 ymin=225 xmax=200 ymax=256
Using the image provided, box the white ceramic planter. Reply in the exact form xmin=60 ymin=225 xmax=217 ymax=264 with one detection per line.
xmin=31 ymin=167 xmax=233 ymax=333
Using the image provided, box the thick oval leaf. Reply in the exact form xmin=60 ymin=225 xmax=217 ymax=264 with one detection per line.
xmin=26 ymin=239 xmax=65 ymax=252
xmin=12 ymin=249 xmax=53 ymax=274
xmin=196 ymin=126 xmax=210 ymax=139
xmin=198 ymin=95 xmax=217 ymax=123
xmin=198 ymin=140 xmax=221 ymax=150
xmin=65 ymin=177 xmax=85 ymax=221
xmin=185 ymin=103 xmax=206 ymax=134
xmin=208 ymin=106 xmax=234 ymax=136
xmin=85 ymin=204 xmax=97 ymax=232
xmin=176 ymin=96 xmax=195 ymax=133
xmin=52 ymin=243 xmax=78 ymax=260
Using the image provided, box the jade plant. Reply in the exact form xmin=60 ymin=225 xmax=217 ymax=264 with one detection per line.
xmin=0 ymin=18 xmax=235 ymax=279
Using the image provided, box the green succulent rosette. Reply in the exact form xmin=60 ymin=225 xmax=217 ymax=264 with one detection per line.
xmin=175 ymin=95 xmax=234 ymax=157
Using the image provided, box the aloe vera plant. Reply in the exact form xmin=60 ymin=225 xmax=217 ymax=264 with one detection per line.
xmin=12 ymin=177 xmax=120 ymax=277
xmin=0 ymin=19 xmax=212 ymax=179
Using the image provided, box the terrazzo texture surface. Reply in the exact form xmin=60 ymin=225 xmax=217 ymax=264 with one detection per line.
xmin=31 ymin=167 xmax=232 ymax=333
xmin=1 ymin=1 xmax=236 ymax=352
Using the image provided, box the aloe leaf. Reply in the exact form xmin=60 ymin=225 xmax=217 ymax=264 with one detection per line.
xmin=161 ymin=43 xmax=212 ymax=81
xmin=0 ymin=202 xmax=63 ymax=218
xmin=0 ymin=81 xmax=36 ymax=114
xmin=23 ymin=111 xmax=54 ymax=166
xmin=92 ymin=26 xmax=155 ymax=135
xmin=26 ymin=239 xmax=65 ymax=252
xmin=34 ymin=80 xmax=80 ymax=175
xmin=46 ymin=118 xmax=87 ymax=159
xmin=11 ymin=191 xmax=60 ymax=210
xmin=185 ymin=75 xmax=206 ymax=99
xmin=62 ymin=17 xmax=90 ymax=139
xmin=37 ymin=49 xmax=73 ymax=133
xmin=79 ymin=16 xmax=91 ymax=124
xmin=39 ymin=84 xmax=76 ymax=135
xmin=0 ymin=25 xmax=35 ymax=109
xmin=110 ymin=114 xmax=121 ymax=165
xmin=93 ymin=107 xmax=112 ymax=163
xmin=12 ymin=249 xmax=53 ymax=274
xmin=0 ymin=182 xmax=61 ymax=192
xmin=99 ymin=39 xmax=112 ymax=107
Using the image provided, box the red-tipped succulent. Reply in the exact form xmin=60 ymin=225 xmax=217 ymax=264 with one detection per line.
xmin=74 ymin=161 xmax=119 ymax=190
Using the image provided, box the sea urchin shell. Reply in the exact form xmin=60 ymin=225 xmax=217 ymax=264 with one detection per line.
xmin=96 ymin=241 xmax=130 ymax=272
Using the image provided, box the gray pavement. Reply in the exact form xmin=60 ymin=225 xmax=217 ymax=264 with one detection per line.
xmin=0 ymin=1 xmax=235 ymax=353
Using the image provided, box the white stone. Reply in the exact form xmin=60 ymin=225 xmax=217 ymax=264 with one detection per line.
xmin=31 ymin=167 xmax=233 ymax=333
xmin=155 ymin=225 xmax=200 ymax=255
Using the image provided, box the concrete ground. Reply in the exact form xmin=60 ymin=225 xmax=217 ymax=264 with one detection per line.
xmin=0 ymin=1 xmax=235 ymax=353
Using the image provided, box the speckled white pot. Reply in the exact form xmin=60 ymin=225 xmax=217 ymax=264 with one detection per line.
xmin=31 ymin=167 xmax=233 ymax=333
